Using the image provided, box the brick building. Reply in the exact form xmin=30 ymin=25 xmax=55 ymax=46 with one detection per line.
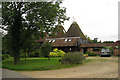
xmin=36 ymin=22 xmax=120 ymax=56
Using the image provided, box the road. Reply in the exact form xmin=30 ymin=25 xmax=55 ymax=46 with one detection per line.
xmin=18 ymin=57 xmax=118 ymax=78
xmin=2 ymin=69 xmax=37 ymax=80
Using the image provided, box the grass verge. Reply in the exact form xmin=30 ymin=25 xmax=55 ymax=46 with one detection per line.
xmin=3 ymin=57 xmax=116 ymax=71
xmin=2 ymin=57 xmax=83 ymax=71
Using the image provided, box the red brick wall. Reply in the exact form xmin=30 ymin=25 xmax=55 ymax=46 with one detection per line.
xmin=86 ymin=48 xmax=101 ymax=55
xmin=113 ymin=48 xmax=119 ymax=56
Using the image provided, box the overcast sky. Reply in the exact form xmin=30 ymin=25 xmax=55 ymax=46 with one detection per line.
xmin=61 ymin=0 xmax=119 ymax=42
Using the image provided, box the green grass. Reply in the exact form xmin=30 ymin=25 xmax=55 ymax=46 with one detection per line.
xmin=3 ymin=57 xmax=116 ymax=71
xmin=2 ymin=57 xmax=83 ymax=71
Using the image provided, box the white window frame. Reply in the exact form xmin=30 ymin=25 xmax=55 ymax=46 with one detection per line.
xmin=49 ymin=40 xmax=52 ymax=42
xmin=68 ymin=39 xmax=72 ymax=42
xmin=65 ymin=39 xmax=68 ymax=42
xmin=52 ymin=40 xmax=56 ymax=43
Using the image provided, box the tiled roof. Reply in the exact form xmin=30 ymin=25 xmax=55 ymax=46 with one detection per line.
xmin=65 ymin=22 xmax=86 ymax=39
xmin=43 ymin=37 xmax=80 ymax=47
xmin=114 ymin=40 xmax=120 ymax=46
xmin=35 ymin=32 xmax=48 ymax=43
xmin=35 ymin=37 xmax=46 ymax=43
xmin=80 ymin=43 xmax=114 ymax=48
xmin=51 ymin=25 xmax=66 ymax=38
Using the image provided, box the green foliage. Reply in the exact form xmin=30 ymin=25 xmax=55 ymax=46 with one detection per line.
xmin=29 ymin=49 xmax=41 ymax=57
xmin=83 ymin=54 xmax=88 ymax=57
xmin=86 ymin=51 xmax=98 ymax=56
xmin=107 ymin=46 xmax=113 ymax=56
xmin=61 ymin=52 xmax=85 ymax=64
xmin=2 ymin=54 xmax=11 ymax=60
xmin=29 ymin=52 xmax=40 ymax=57
xmin=2 ymin=2 xmax=69 ymax=64
xmin=41 ymin=42 xmax=52 ymax=57
xmin=93 ymin=38 xmax=98 ymax=43
xmin=20 ymin=29 xmax=36 ymax=59
xmin=2 ymin=35 xmax=12 ymax=55
xmin=103 ymin=41 xmax=114 ymax=43
xmin=85 ymin=35 xmax=93 ymax=43
xmin=105 ymin=46 xmax=113 ymax=56
xmin=20 ymin=45 xmax=41 ymax=58
xmin=49 ymin=48 xmax=66 ymax=57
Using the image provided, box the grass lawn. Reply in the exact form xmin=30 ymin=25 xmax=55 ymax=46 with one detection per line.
xmin=2 ymin=57 xmax=83 ymax=71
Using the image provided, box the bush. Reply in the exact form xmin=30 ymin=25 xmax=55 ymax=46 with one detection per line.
xmin=29 ymin=51 xmax=40 ymax=57
xmin=41 ymin=42 xmax=52 ymax=57
xmin=2 ymin=54 xmax=11 ymax=60
xmin=49 ymin=48 xmax=66 ymax=57
xmin=106 ymin=46 xmax=113 ymax=56
xmin=86 ymin=51 xmax=98 ymax=56
xmin=83 ymin=54 xmax=88 ymax=57
xmin=61 ymin=52 xmax=85 ymax=64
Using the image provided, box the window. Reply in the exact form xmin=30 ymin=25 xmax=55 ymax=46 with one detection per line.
xmin=68 ymin=39 xmax=72 ymax=42
xmin=52 ymin=40 xmax=56 ymax=43
xmin=65 ymin=39 xmax=68 ymax=42
xmin=49 ymin=40 xmax=52 ymax=42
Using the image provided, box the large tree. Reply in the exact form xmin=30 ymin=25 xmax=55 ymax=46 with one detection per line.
xmin=2 ymin=1 xmax=69 ymax=64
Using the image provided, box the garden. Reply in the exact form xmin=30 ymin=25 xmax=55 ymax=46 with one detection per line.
xmin=2 ymin=42 xmax=115 ymax=71
xmin=2 ymin=48 xmax=85 ymax=71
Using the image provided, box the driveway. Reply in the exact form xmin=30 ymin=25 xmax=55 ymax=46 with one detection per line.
xmin=2 ymin=69 xmax=37 ymax=80
xmin=18 ymin=57 xmax=118 ymax=78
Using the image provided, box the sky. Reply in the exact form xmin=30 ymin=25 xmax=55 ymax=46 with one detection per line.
xmin=60 ymin=0 xmax=120 ymax=42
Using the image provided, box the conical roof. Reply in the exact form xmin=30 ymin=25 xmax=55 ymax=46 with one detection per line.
xmin=51 ymin=25 xmax=66 ymax=38
xmin=65 ymin=22 xmax=86 ymax=39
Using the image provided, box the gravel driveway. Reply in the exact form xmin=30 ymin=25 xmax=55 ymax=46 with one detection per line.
xmin=18 ymin=57 xmax=118 ymax=78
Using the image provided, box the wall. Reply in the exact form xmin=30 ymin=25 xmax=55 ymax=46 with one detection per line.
xmin=87 ymin=48 xmax=101 ymax=55
xmin=113 ymin=48 xmax=120 ymax=56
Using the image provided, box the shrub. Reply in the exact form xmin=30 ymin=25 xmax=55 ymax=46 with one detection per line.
xmin=29 ymin=51 xmax=40 ymax=57
xmin=86 ymin=51 xmax=98 ymax=56
xmin=61 ymin=52 xmax=85 ymax=64
xmin=106 ymin=46 xmax=113 ymax=56
xmin=41 ymin=42 xmax=52 ymax=57
xmin=83 ymin=54 xmax=88 ymax=57
xmin=49 ymin=48 xmax=66 ymax=57
xmin=2 ymin=54 xmax=11 ymax=60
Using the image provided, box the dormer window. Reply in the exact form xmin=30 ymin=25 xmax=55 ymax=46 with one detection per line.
xmin=68 ymin=39 xmax=72 ymax=42
xmin=65 ymin=39 xmax=68 ymax=42
xmin=49 ymin=40 xmax=52 ymax=42
xmin=52 ymin=40 xmax=55 ymax=43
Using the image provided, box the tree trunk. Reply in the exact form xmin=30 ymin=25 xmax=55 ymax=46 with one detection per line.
xmin=12 ymin=2 xmax=22 ymax=65
xmin=25 ymin=52 xmax=27 ymax=61
xmin=27 ymin=50 xmax=30 ymax=57
xmin=14 ymin=53 xmax=20 ymax=65
xmin=48 ymin=56 xmax=50 ymax=60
